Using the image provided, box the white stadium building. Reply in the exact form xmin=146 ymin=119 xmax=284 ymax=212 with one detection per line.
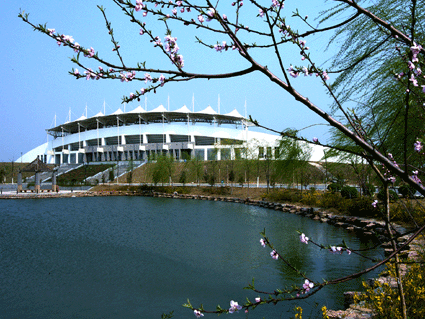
xmin=17 ymin=104 xmax=326 ymax=165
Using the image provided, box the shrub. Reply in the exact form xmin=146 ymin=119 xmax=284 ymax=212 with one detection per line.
xmin=318 ymin=191 xmax=348 ymax=211
xmin=346 ymin=196 xmax=377 ymax=218
xmin=340 ymin=186 xmax=358 ymax=199
xmin=266 ymin=189 xmax=303 ymax=203
xmin=398 ymin=184 xmax=416 ymax=198
xmin=362 ymin=183 xmax=376 ymax=196
xmin=377 ymin=188 xmax=399 ymax=201
xmin=327 ymin=182 xmax=342 ymax=193
xmin=356 ymin=260 xmax=425 ymax=319
xmin=390 ymin=200 xmax=425 ymax=225
xmin=201 ymin=186 xmax=231 ymax=196
xmin=301 ymin=188 xmax=320 ymax=206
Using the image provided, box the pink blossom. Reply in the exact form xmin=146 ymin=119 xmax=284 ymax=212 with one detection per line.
xmin=409 ymin=74 xmax=418 ymax=86
xmin=270 ymin=250 xmax=279 ymax=260
xmin=408 ymin=61 xmax=415 ymax=70
xmin=288 ymin=65 xmax=298 ymax=78
xmin=411 ymin=42 xmax=422 ymax=62
xmin=130 ymin=93 xmax=135 ymax=99
xmin=135 ymin=0 xmax=144 ymax=11
xmin=141 ymin=88 xmax=145 ymax=95
xmin=154 ymin=36 xmax=162 ymax=47
xmin=84 ymin=69 xmax=95 ymax=80
xmin=322 ymin=71 xmax=330 ymax=81
xmin=62 ymin=34 xmax=74 ymax=44
xmin=299 ymin=233 xmax=309 ymax=244
xmin=229 ymin=300 xmax=242 ymax=313
xmin=48 ymin=28 xmax=55 ymax=36
xmin=206 ymin=8 xmax=215 ymax=21
xmin=74 ymin=69 xmax=79 ymax=75
xmin=198 ymin=15 xmax=204 ymax=23
xmin=329 ymin=246 xmax=343 ymax=254
xmin=73 ymin=42 xmax=80 ymax=53
xmin=144 ymin=73 xmax=152 ymax=83
xmin=194 ymin=309 xmax=204 ymax=318
xmin=139 ymin=29 xmax=144 ymax=35
xmin=259 ymin=9 xmax=264 ymax=17
xmin=222 ymin=14 xmax=227 ymax=20
xmin=303 ymin=279 xmax=314 ymax=292
xmin=260 ymin=238 xmax=266 ymax=247
xmin=272 ymin=0 xmax=283 ymax=8
xmin=255 ymin=297 xmax=261 ymax=303
xmin=290 ymin=71 xmax=298 ymax=78
xmin=85 ymin=47 xmax=95 ymax=57
xmin=414 ymin=140 xmax=423 ymax=152
xmin=159 ymin=74 xmax=165 ymax=86
xmin=172 ymin=8 xmax=177 ymax=15
xmin=313 ymin=137 xmax=318 ymax=143
xmin=411 ymin=171 xmax=421 ymax=184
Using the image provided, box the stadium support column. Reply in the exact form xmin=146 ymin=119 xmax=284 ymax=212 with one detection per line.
xmin=217 ymin=138 xmax=221 ymax=161
xmin=17 ymin=171 xmax=22 ymax=193
xmin=52 ymin=170 xmax=57 ymax=192
xmin=35 ymin=172 xmax=40 ymax=193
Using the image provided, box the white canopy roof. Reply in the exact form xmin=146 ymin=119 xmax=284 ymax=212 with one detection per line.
xmin=128 ymin=105 xmax=147 ymax=114
xmin=173 ymin=105 xmax=192 ymax=113
xmin=111 ymin=108 xmax=124 ymax=115
xmin=92 ymin=111 xmax=104 ymax=118
xmin=197 ymin=105 xmax=217 ymax=115
xmin=76 ymin=115 xmax=87 ymax=121
xmin=225 ymin=109 xmax=244 ymax=118
xmin=149 ymin=105 xmax=167 ymax=113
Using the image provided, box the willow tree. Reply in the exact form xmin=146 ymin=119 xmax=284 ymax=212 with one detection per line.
xmin=323 ymin=0 xmax=425 ymax=172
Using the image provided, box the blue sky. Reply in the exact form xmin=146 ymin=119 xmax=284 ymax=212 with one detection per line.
xmin=1 ymin=0 xmax=338 ymax=162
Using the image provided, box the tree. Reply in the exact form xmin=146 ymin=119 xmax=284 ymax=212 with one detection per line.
xmin=187 ymin=155 xmax=202 ymax=186
xmin=323 ymin=0 xmax=425 ymax=178
xmin=20 ymin=1 xmax=425 ymax=317
xmin=108 ymin=167 xmax=115 ymax=183
xmin=0 ymin=167 xmax=6 ymax=184
xmin=178 ymin=169 xmax=187 ymax=186
xmin=126 ymin=158 xmax=134 ymax=184
xmin=274 ymin=135 xmax=312 ymax=188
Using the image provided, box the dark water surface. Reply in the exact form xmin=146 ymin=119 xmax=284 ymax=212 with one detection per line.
xmin=0 ymin=197 xmax=383 ymax=318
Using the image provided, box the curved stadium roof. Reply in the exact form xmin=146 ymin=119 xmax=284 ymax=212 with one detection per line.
xmin=48 ymin=105 xmax=246 ymax=137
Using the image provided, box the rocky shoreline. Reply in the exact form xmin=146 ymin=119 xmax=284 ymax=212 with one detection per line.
xmin=1 ymin=189 xmax=421 ymax=318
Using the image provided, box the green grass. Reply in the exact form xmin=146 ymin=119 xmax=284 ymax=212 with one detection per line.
xmin=57 ymin=164 xmax=114 ymax=186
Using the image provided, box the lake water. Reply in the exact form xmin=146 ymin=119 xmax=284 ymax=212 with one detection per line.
xmin=0 ymin=197 xmax=383 ymax=318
